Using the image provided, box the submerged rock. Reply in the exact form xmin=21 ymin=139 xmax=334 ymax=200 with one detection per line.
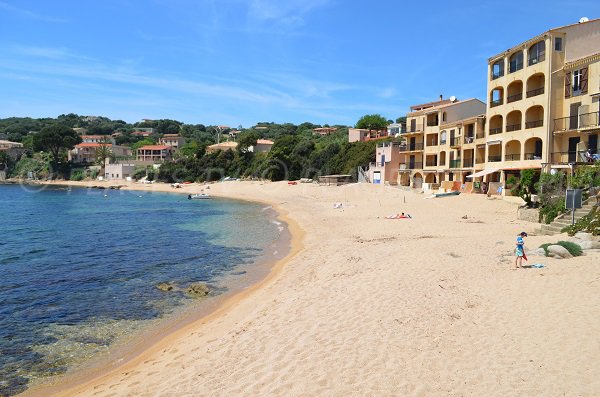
xmin=187 ymin=282 xmax=210 ymax=297
xmin=156 ymin=282 xmax=175 ymax=292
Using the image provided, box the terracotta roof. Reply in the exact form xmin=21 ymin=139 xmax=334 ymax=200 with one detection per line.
xmin=162 ymin=134 xmax=181 ymax=137
xmin=76 ymin=143 xmax=112 ymax=148
xmin=208 ymin=141 xmax=238 ymax=148
xmin=138 ymin=145 xmax=171 ymax=150
xmin=256 ymin=139 xmax=274 ymax=145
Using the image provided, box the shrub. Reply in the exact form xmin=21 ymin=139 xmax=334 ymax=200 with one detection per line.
xmin=562 ymin=206 xmax=600 ymax=236
xmin=538 ymin=240 xmax=583 ymax=257
xmin=539 ymin=197 xmax=565 ymax=224
xmin=69 ymin=169 xmax=85 ymax=181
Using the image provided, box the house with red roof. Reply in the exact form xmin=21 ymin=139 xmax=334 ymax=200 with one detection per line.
xmin=136 ymin=145 xmax=174 ymax=162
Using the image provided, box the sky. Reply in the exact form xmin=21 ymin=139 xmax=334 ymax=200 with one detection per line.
xmin=1 ymin=0 xmax=599 ymax=127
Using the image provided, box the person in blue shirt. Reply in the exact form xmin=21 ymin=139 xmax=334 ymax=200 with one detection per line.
xmin=514 ymin=231 xmax=527 ymax=270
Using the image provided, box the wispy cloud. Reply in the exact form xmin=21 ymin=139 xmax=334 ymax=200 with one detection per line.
xmin=248 ymin=0 xmax=333 ymax=27
xmin=0 ymin=1 xmax=67 ymax=23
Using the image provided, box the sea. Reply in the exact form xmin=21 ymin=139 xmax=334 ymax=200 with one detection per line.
xmin=0 ymin=184 xmax=284 ymax=396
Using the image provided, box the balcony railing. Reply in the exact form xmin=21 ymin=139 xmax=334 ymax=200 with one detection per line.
xmin=450 ymin=137 xmax=462 ymax=146
xmin=464 ymin=135 xmax=475 ymax=144
xmin=488 ymin=155 xmax=502 ymax=162
xmin=551 ymin=151 xmax=589 ymax=164
xmin=526 ymin=87 xmax=544 ymax=98
xmin=489 ymin=127 xmax=502 ymax=135
xmin=504 ymin=154 xmax=520 ymax=161
xmin=525 ymin=120 xmax=543 ymax=129
xmin=490 ymin=99 xmax=503 ymax=108
xmin=449 ymin=159 xmax=461 ymax=168
xmin=524 ymin=152 xmax=542 ymax=160
xmin=528 ymin=53 xmax=545 ymax=66
xmin=400 ymin=162 xmax=423 ymax=170
xmin=406 ymin=124 xmax=425 ymax=133
xmin=426 ymin=140 xmax=439 ymax=147
xmin=369 ymin=162 xmax=385 ymax=167
xmin=553 ymin=112 xmax=600 ymax=132
xmin=509 ymin=61 xmax=523 ymax=73
xmin=399 ymin=143 xmax=424 ymax=152
xmin=506 ymin=123 xmax=521 ymax=132
xmin=426 ymin=120 xmax=439 ymax=127
xmin=491 ymin=70 xmax=504 ymax=80
xmin=507 ymin=93 xmax=522 ymax=103
xmin=463 ymin=159 xmax=474 ymax=167
xmin=425 ymin=161 xmax=437 ymax=167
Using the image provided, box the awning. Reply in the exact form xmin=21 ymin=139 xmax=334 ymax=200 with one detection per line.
xmin=486 ymin=140 xmax=502 ymax=145
xmin=466 ymin=168 xmax=500 ymax=178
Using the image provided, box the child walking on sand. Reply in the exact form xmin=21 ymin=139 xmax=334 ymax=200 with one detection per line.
xmin=513 ymin=231 xmax=527 ymax=270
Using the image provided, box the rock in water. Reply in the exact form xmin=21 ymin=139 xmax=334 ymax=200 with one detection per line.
xmin=156 ymin=282 xmax=174 ymax=292
xmin=187 ymin=282 xmax=210 ymax=297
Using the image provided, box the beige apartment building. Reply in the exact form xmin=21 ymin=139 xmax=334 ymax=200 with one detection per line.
xmin=483 ymin=18 xmax=600 ymax=184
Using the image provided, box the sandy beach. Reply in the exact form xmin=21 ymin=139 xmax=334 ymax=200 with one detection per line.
xmin=24 ymin=180 xmax=600 ymax=396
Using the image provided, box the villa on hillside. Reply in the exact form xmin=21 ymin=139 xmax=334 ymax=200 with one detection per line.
xmin=206 ymin=139 xmax=274 ymax=154
xmin=81 ymin=135 xmax=116 ymax=144
xmin=159 ymin=134 xmax=185 ymax=150
xmin=136 ymin=145 xmax=174 ymax=162
xmin=0 ymin=140 xmax=25 ymax=160
xmin=313 ymin=127 xmax=337 ymax=136
xmin=348 ymin=128 xmax=390 ymax=143
xmin=70 ymin=142 xmax=132 ymax=164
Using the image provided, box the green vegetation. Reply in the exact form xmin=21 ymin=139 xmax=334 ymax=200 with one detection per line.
xmin=536 ymin=171 xmax=567 ymax=224
xmin=508 ymin=169 xmax=539 ymax=205
xmin=562 ymin=206 xmax=600 ymax=236
xmin=32 ymin=124 xmax=81 ymax=165
xmin=355 ymin=114 xmax=388 ymax=131
xmin=538 ymin=241 xmax=583 ymax=257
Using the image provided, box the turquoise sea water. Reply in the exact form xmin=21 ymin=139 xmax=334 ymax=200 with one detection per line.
xmin=0 ymin=184 xmax=282 ymax=396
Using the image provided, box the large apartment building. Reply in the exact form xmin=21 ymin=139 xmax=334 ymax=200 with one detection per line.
xmin=484 ymin=17 xmax=600 ymax=184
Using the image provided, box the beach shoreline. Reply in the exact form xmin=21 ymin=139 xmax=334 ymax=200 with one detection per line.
xmin=20 ymin=180 xmax=305 ymax=397
xmin=18 ymin=179 xmax=600 ymax=396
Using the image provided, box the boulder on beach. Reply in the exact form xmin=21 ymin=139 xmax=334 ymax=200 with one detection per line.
xmin=156 ymin=282 xmax=175 ymax=292
xmin=187 ymin=282 xmax=210 ymax=297
xmin=547 ymin=245 xmax=573 ymax=259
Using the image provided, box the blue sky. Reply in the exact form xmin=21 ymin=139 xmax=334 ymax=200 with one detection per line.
xmin=1 ymin=1 xmax=599 ymax=127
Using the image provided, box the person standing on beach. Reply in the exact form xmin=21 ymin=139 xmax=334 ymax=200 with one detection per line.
xmin=514 ymin=232 xmax=527 ymax=270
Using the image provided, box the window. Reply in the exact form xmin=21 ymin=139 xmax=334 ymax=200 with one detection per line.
xmin=528 ymin=41 xmax=546 ymax=65
xmin=573 ymin=69 xmax=582 ymax=93
xmin=509 ymin=51 xmax=523 ymax=73
xmin=491 ymin=60 xmax=504 ymax=79
xmin=440 ymin=131 xmax=447 ymax=145
xmin=555 ymin=37 xmax=563 ymax=51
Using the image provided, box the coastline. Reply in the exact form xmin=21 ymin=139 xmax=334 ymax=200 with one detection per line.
xmin=20 ymin=180 xmax=305 ymax=397
xmin=17 ymin=179 xmax=600 ymax=396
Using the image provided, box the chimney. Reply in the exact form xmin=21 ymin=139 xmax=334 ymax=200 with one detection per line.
xmin=439 ymin=95 xmax=443 ymax=101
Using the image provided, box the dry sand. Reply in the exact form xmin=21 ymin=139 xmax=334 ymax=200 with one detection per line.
xmin=25 ymin=180 xmax=600 ymax=396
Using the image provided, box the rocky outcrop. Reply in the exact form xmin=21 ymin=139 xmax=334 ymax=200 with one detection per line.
xmin=156 ymin=282 xmax=175 ymax=292
xmin=187 ymin=282 xmax=210 ymax=297
xmin=546 ymin=245 xmax=573 ymax=259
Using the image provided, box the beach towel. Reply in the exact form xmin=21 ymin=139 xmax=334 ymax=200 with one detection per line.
xmin=531 ymin=263 xmax=544 ymax=268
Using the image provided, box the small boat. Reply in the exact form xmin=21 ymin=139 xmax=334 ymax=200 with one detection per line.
xmin=433 ymin=191 xmax=461 ymax=198
xmin=188 ymin=193 xmax=212 ymax=200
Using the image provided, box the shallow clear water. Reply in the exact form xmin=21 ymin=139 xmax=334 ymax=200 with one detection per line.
xmin=0 ymin=184 xmax=281 ymax=396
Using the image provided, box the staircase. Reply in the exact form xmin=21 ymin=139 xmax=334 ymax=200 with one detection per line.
xmin=357 ymin=166 xmax=370 ymax=183
xmin=542 ymin=197 xmax=597 ymax=235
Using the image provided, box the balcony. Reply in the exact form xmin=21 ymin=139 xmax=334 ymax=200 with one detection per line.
xmin=450 ymin=137 xmax=462 ymax=147
xmin=506 ymin=123 xmax=521 ymax=132
xmin=504 ymin=154 xmax=520 ymax=161
xmin=507 ymin=93 xmax=522 ymax=103
xmin=526 ymin=87 xmax=544 ymax=98
xmin=369 ymin=162 xmax=385 ymax=167
xmin=550 ymin=151 xmax=592 ymax=164
xmin=528 ymin=53 xmax=545 ymax=66
xmin=488 ymin=155 xmax=502 ymax=162
xmin=491 ymin=70 xmax=504 ymax=80
xmin=399 ymin=143 xmax=424 ymax=152
xmin=449 ymin=159 xmax=461 ymax=169
xmin=524 ymin=152 xmax=542 ymax=160
xmin=463 ymin=136 xmax=475 ymax=144
xmin=406 ymin=124 xmax=425 ymax=133
xmin=525 ymin=120 xmax=543 ymax=129
xmin=463 ymin=158 xmax=474 ymax=167
xmin=400 ymin=162 xmax=423 ymax=170
xmin=426 ymin=120 xmax=439 ymax=127
xmin=489 ymin=127 xmax=502 ymax=135
xmin=553 ymin=112 xmax=600 ymax=132
xmin=490 ymin=99 xmax=503 ymax=108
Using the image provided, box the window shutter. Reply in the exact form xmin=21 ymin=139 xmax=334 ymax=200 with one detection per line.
xmin=580 ymin=67 xmax=588 ymax=94
xmin=565 ymin=71 xmax=571 ymax=98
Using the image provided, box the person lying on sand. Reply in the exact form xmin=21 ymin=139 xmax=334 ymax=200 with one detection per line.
xmin=385 ymin=212 xmax=412 ymax=219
